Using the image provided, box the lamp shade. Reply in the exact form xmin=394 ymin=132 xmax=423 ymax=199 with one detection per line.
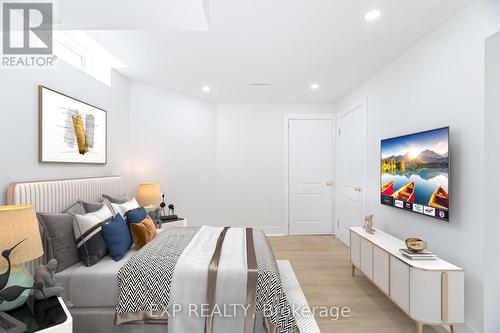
xmin=0 ymin=205 xmax=43 ymax=267
xmin=136 ymin=182 xmax=161 ymax=207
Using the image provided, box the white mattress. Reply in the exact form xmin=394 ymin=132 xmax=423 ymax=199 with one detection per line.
xmin=56 ymin=249 xmax=138 ymax=308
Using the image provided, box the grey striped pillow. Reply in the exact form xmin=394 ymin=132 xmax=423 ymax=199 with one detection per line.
xmin=73 ymin=205 xmax=113 ymax=266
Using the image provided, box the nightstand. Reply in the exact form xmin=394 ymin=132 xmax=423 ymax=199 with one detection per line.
xmin=6 ymin=296 xmax=72 ymax=333
xmin=156 ymin=217 xmax=188 ymax=229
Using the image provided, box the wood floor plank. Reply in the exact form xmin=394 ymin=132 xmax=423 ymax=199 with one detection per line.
xmin=268 ymin=235 xmax=448 ymax=333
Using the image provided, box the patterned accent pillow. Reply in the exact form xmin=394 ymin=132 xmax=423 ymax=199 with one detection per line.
xmin=73 ymin=205 xmax=113 ymax=266
xmin=127 ymin=207 xmax=157 ymax=249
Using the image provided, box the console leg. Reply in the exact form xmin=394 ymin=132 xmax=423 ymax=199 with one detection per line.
xmin=416 ymin=321 xmax=423 ymax=333
xmin=450 ymin=324 xmax=455 ymax=333
xmin=351 ymin=265 xmax=355 ymax=276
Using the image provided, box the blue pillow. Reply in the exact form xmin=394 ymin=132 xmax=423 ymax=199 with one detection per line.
xmin=126 ymin=207 xmax=148 ymax=224
xmin=101 ymin=213 xmax=133 ymax=261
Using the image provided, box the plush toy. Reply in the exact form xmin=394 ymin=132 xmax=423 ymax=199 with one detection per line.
xmin=34 ymin=259 xmax=63 ymax=300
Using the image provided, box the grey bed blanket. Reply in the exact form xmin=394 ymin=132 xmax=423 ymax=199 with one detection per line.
xmin=115 ymin=227 xmax=299 ymax=333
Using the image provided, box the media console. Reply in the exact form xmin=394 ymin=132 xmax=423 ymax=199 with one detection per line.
xmin=349 ymin=227 xmax=464 ymax=333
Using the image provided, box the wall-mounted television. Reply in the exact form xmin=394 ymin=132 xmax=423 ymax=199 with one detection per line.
xmin=380 ymin=127 xmax=449 ymax=222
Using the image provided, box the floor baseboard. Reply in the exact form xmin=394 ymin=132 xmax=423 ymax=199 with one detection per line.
xmin=259 ymin=226 xmax=288 ymax=235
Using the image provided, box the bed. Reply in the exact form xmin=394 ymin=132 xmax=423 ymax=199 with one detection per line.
xmin=7 ymin=176 xmax=313 ymax=333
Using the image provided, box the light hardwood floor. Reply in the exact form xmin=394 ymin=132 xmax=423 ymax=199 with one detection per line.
xmin=268 ymin=235 xmax=448 ymax=333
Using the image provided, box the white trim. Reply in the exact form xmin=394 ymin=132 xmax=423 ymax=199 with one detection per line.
xmin=283 ymin=113 xmax=336 ymax=235
xmin=452 ymin=324 xmax=477 ymax=333
xmin=260 ymin=226 xmax=289 ymax=236
xmin=334 ymin=99 xmax=367 ymax=242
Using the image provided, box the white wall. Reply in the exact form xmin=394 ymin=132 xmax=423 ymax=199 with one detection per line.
xmin=127 ymin=96 xmax=334 ymax=232
xmin=127 ymin=82 xmax=218 ymax=226
xmin=0 ymin=62 xmax=130 ymax=205
xmin=216 ymin=103 xmax=334 ymax=234
xmin=333 ymin=1 xmax=500 ymax=332
xmin=484 ymin=30 xmax=500 ymax=333
xmin=0 ymin=65 xmax=334 ymax=233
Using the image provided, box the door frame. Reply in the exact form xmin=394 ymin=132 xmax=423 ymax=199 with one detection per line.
xmin=284 ymin=113 xmax=336 ymax=235
xmin=334 ymin=99 xmax=367 ymax=242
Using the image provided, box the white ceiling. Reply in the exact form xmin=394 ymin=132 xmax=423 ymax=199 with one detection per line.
xmin=57 ymin=0 xmax=209 ymax=31
xmin=85 ymin=0 xmax=473 ymax=102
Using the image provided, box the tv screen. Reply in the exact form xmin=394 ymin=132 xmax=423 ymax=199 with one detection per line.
xmin=380 ymin=127 xmax=449 ymax=221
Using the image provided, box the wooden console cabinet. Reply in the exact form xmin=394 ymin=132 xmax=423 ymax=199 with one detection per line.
xmin=349 ymin=227 xmax=464 ymax=333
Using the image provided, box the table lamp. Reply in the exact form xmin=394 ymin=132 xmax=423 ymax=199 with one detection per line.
xmin=136 ymin=182 xmax=162 ymax=209
xmin=0 ymin=205 xmax=43 ymax=311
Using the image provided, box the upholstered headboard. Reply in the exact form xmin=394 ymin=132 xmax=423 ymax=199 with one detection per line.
xmin=7 ymin=176 xmax=122 ymax=212
xmin=6 ymin=176 xmax=122 ymax=273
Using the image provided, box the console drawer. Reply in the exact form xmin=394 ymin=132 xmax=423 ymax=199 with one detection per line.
xmin=350 ymin=231 xmax=361 ymax=269
xmin=373 ymin=245 xmax=390 ymax=294
xmin=360 ymin=237 xmax=373 ymax=278
xmin=390 ymin=256 xmax=410 ymax=312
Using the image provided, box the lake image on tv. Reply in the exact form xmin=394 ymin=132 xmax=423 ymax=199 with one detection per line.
xmin=380 ymin=128 xmax=449 ymax=211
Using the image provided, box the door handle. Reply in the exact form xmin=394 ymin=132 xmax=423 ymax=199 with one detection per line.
xmin=353 ymin=186 xmax=362 ymax=192
xmin=326 ymin=181 xmax=333 ymax=186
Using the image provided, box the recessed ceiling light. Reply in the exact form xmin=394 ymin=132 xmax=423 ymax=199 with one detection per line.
xmin=202 ymin=86 xmax=210 ymax=92
xmin=310 ymin=83 xmax=319 ymax=90
xmin=364 ymin=9 xmax=381 ymax=21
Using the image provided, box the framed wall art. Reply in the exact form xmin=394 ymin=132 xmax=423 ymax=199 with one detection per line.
xmin=39 ymin=86 xmax=107 ymax=164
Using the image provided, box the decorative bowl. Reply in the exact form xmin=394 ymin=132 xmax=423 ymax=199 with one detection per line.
xmin=405 ymin=238 xmax=428 ymax=253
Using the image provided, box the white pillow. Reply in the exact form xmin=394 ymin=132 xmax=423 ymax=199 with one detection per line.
xmin=73 ymin=204 xmax=113 ymax=239
xmin=111 ymin=198 xmax=140 ymax=218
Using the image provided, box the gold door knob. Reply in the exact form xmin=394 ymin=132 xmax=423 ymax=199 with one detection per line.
xmin=326 ymin=181 xmax=333 ymax=186
xmin=353 ymin=186 xmax=362 ymax=192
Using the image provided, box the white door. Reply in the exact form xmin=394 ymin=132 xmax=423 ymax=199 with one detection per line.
xmin=289 ymin=119 xmax=333 ymax=234
xmin=336 ymin=104 xmax=365 ymax=245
